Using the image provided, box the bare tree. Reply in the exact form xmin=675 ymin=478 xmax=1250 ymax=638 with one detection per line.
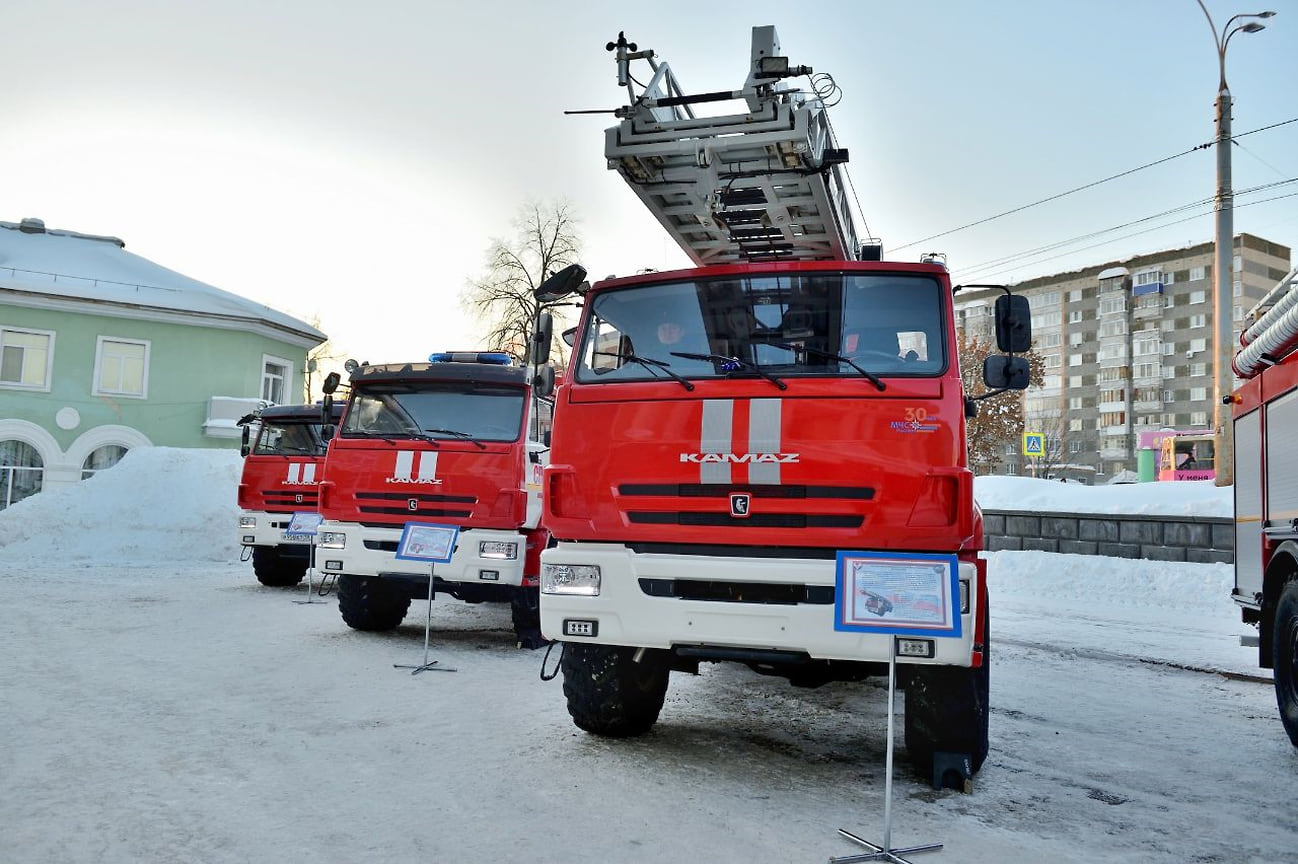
xmin=302 ymin=315 xmax=346 ymax=403
xmin=463 ymin=200 xmax=582 ymax=363
xmin=959 ymin=332 xmax=1044 ymax=475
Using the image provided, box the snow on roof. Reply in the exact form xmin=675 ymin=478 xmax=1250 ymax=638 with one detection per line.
xmin=0 ymin=217 xmax=325 ymax=344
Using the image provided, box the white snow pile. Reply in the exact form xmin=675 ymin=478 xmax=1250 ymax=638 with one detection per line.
xmin=0 ymin=446 xmax=243 ymax=566
xmin=974 ymin=475 xmax=1232 ymax=518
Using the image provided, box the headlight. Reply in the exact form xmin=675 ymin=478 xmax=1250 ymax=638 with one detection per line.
xmin=239 ymin=516 xmax=257 ymax=529
xmin=318 ymin=531 xmax=347 ymax=549
xmin=541 ymin=563 xmax=601 ymax=596
xmin=479 ymin=540 xmax=518 ymax=560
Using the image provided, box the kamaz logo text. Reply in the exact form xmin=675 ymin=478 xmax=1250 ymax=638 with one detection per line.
xmin=385 ymin=451 xmax=443 ymax=485
xmin=679 ymin=453 xmax=799 ymax=464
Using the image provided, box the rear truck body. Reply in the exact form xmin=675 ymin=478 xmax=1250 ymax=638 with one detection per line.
xmin=537 ymin=261 xmax=1030 ymax=780
xmin=315 ymin=354 xmax=550 ymax=646
xmin=1231 ymin=265 xmax=1298 ymax=745
xmin=237 ymin=402 xmax=342 ymax=586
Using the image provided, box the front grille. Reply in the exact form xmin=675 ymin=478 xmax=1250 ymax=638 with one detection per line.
xmin=619 ymin=483 xmax=873 ymax=500
xmin=639 ymin=578 xmax=834 ymax=605
xmin=354 ymin=491 xmax=475 ymax=520
xmin=627 ymin=512 xmax=863 ymax=528
xmin=262 ymin=491 xmax=319 ymax=507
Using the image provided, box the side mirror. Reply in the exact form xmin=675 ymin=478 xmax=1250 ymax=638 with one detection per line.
xmin=322 ymin=372 xmax=342 ymax=395
xmin=532 ymin=365 xmax=556 ymax=398
xmin=240 ymin=424 xmax=251 ymax=458
xmin=536 ymin=263 xmax=587 ymax=303
xmin=983 ymin=355 xmax=1031 ymax=391
xmin=994 ymin=294 xmax=1032 ymax=353
xmin=532 ymin=311 xmax=553 ymax=366
xmin=561 ymin=326 xmax=577 ymax=347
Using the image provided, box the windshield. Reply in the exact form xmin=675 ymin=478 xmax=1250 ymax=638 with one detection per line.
xmin=341 ymin=383 xmax=525 ymax=443
xmin=254 ymin=421 xmax=325 ymax=456
xmin=574 ymin=272 xmax=947 ymax=384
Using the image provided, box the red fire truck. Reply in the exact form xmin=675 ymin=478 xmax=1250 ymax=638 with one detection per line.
xmin=533 ymin=27 xmax=1031 ymax=779
xmin=1231 ymin=265 xmax=1298 ymax=746
xmin=315 ymin=353 xmax=550 ymax=647
xmin=237 ymin=402 xmax=343 ymax=586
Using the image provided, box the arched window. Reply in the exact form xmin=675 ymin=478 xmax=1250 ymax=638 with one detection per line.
xmin=82 ymin=444 xmax=129 ymax=479
xmin=0 ymin=440 xmax=43 ymax=510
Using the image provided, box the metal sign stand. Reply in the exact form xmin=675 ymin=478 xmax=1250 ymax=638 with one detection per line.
xmin=391 ymin=522 xmax=461 ymax=676
xmin=394 ymin=563 xmax=456 ymax=675
xmin=829 ymin=551 xmax=962 ymax=864
xmin=830 ymin=640 xmax=941 ymax=864
xmin=286 ymin=512 xmax=325 ymax=606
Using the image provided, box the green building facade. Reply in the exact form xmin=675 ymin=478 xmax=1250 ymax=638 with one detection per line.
xmin=1 ymin=218 xmax=325 ymax=508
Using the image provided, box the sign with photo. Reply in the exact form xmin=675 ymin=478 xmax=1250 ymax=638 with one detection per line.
xmin=833 ymin=551 xmax=961 ymax=637
xmin=283 ymin=511 xmax=324 ymax=540
xmin=395 ymin=522 xmax=460 ymax=564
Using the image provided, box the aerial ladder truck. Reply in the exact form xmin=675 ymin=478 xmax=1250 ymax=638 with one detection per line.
xmin=1230 ymin=265 xmax=1298 ymax=747
xmin=532 ymin=26 xmax=1031 ymax=782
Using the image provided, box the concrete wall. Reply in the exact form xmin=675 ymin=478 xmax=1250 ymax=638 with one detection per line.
xmin=982 ymin=509 xmax=1233 ymax=564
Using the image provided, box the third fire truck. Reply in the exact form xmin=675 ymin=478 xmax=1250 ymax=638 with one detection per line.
xmin=1231 ymin=265 xmax=1298 ymax=746
xmin=534 ymin=27 xmax=1031 ymax=780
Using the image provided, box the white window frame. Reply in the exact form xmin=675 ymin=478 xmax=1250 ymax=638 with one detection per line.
xmin=92 ymin=336 xmax=151 ymax=399
xmin=261 ymin=354 xmax=293 ymax=406
xmin=0 ymin=326 xmax=56 ymax=392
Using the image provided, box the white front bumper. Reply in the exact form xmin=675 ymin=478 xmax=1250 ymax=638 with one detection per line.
xmin=237 ymin=511 xmax=310 ymax=547
xmin=540 ymin=542 xmax=977 ymax=665
xmin=316 ymin=520 xmax=527 ymax=586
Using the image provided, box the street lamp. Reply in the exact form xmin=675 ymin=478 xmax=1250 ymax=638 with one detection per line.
xmin=1195 ymin=2 xmax=1274 ymax=487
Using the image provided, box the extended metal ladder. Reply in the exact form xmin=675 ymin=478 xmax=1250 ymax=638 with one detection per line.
xmin=603 ymin=26 xmax=865 ymax=265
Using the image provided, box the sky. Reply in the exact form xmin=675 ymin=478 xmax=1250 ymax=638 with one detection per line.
xmin=4 ymin=1 xmax=1296 ymax=371
xmin=2 ymin=448 xmax=1294 ymax=863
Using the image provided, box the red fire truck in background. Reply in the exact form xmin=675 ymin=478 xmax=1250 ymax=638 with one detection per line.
xmin=315 ymin=353 xmax=551 ymax=647
xmin=532 ymin=27 xmax=1031 ymax=780
xmin=1231 ymin=265 xmax=1298 ymax=746
xmin=237 ymin=402 xmax=343 ymax=587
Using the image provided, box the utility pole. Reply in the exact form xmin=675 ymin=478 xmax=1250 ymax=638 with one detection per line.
xmin=1196 ymin=1 xmax=1274 ymax=486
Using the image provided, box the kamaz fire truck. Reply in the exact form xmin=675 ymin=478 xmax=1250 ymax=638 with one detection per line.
xmin=237 ymin=402 xmax=342 ymax=586
xmin=533 ymin=27 xmax=1031 ymax=779
xmin=1230 ymin=265 xmax=1298 ymax=746
xmin=315 ymin=353 xmax=551 ymax=647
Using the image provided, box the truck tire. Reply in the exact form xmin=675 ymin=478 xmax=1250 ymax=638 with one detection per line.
xmin=561 ymin=643 xmax=670 ymax=737
xmin=337 ymin=574 xmax=411 ymax=631
xmin=904 ymin=604 xmax=990 ymax=778
xmin=251 ymin=546 xmax=306 ymax=587
xmin=511 ymin=587 xmax=545 ymax=650
xmin=1273 ymin=579 xmax=1298 ymax=747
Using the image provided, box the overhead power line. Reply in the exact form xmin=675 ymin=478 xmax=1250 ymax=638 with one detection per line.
xmin=894 ymin=116 xmax=1298 ymax=253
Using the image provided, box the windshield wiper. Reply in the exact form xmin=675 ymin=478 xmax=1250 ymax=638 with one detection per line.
xmin=594 ymin=351 xmax=695 ymax=391
xmin=670 ymin=351 xmax=786 ymax=390
xmin=772 ymin=343 xmax=886 ymax=392
xmin=424 ymin=428 xmax=488 ymax=450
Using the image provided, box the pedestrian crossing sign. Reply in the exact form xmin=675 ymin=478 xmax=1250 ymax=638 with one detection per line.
xmin=1023 ymin=432 xmax=1045 ymax=457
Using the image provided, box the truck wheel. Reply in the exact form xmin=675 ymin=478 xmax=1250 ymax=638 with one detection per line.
xmin=511 ymin=587 xmax=545 ymax=650
xmin=904 ymin=605 xmax=990 ymax=778
xmin=1273 ymin=579 xmax=1298 ymax=747
xmin=561 ymin=643 xmax=670 ymax=737
xmin=251 ymin=546 xmax=306 ymax=587
xmin=337 ymin=574 xmax=410 ymax=631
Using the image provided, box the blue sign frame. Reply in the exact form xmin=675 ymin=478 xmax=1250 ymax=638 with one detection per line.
xmin=283 ymin=511 xmax=324 ymax=540
xmin=833 ymin=550 xmax=961 ymax=638
xmin=394 ymin=522 xmax=460 ymax=564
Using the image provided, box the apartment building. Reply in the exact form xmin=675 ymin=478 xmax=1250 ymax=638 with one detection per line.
xmin=954 ymin=233 xmax=1292 ymax=481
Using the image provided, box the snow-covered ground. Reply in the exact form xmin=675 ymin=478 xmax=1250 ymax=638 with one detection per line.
xmin=1 ymin=448 xmax=1292 ymax=864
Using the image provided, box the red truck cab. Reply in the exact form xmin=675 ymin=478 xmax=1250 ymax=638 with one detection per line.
xmin=237 ymin=402 xmax=342 ymax=586
xmin=315 ymin=354 xmax=550 ymax=646
xmin=535 ymin=260 xmax=1030 ymax=779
